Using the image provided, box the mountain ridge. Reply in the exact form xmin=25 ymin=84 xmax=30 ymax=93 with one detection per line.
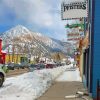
xmin=0 ymin=25 xmax=72 ymax=57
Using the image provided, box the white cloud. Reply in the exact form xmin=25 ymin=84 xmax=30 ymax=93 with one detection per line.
xmin=2 ymin=0 xmax=53 ymax=26
xmin=1 ymin=0 xmax=67 ymax=40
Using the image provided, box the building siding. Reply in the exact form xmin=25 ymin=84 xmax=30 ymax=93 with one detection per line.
xmin=92 ymin=0 xmax=100 ymax=98
xmin=5 ymin=54 xmax=25 ymax=64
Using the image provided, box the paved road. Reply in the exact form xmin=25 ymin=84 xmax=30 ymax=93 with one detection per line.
xmin=6 ymin=68 xmax=29 ymax=77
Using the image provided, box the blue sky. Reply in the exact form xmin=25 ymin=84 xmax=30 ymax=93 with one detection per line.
xmin=0 ymin=0 xmax=69 ymax=40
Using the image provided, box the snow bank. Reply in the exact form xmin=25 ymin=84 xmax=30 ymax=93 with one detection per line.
xmin=0 ymin=65 xmax=69 ymax=100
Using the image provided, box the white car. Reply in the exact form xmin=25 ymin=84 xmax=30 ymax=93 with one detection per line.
xmin=0 ymin=65 xmax=6 ymax=87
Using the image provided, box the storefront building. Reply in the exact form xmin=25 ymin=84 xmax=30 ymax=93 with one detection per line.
xmin=62 ymin=0 xmax=100 ymax=99
xmin=83 ymin=0 xmax=100 ymax=99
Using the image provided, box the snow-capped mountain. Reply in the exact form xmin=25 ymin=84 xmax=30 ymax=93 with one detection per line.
xmin=1 ymin=25 xmax=61 ymax=48
xmin=1 ymin=25 xmax=31 ymax=39
xmin=1 ymin=25 xmax=71 ymax=56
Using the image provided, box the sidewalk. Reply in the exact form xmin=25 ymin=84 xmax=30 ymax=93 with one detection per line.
xmin=37 ymin=81 xmax=93 ymax=100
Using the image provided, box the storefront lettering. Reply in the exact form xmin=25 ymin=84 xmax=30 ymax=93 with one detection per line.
xmin=63 ymin=2 xmax=86 ymax=12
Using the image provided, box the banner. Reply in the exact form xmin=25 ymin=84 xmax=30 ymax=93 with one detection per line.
xmin=61 ymin=1 xmax=88 ymax=20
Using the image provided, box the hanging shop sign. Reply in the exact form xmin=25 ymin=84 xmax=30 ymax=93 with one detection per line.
xmin=61 ymin=1 xmax=88 ymax=20
xmin=65 ymin=23 xmax=84 ymax=29
xmin=67 ymin=38 xmax=80 ymax=41
xmin=67 ymin=33 xmax=80 ymax=37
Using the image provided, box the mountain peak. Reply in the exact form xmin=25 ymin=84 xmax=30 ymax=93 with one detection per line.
xmin=2 ymin=25 xmax=31 ymax=38
xmin=1 ymin=25 xmax=70 ymax=54
xmin=14 ymin=25 xmax=26 ymax=29
xmin=11 ymin=25 xmax=30 ymax=33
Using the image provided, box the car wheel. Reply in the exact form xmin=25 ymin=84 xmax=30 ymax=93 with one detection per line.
xmin=17 ymin=67 xmax=19 ymax=70
xmin=0 ymin=74 xmax=4 ymax=87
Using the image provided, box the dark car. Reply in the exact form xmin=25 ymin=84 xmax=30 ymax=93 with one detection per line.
xmin=29 ymin=64 xmax=38 ymax=71
xmin=38 ymin=63 xmax=46 ymax=69
xmin=7 ymin=62 xmax=15 ymax=70
xmin=19 ymin=63 xmax=26 ymax=69
xmin=19 ymin=62 xmax=30 ymax=69
xmin=55 ymin=62 xmax=62 ymax=67
xmin=46 ymin=64 xmax=55 ymax=69
xmin=0 ymin=64 xmax=6 ymax=87
xmin=14 ymin=63 xmax=21 ymax=69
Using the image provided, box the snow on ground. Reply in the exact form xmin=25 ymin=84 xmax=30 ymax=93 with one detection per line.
xmin=0 ymin=62 xmax=82 ymax=100
xmin=56 ymin=58 xmax=81 ymax=82
xmin=0 ymin=65 xmax=70 ymax=100
xmin=56 ymin=68 xmax=82 ymax=82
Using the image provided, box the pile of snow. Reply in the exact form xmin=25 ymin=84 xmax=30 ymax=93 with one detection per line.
xmin=56 ymin=68 xmax=82 ymax=82
xmin=0 ymin=65 xmax=69 ymax=100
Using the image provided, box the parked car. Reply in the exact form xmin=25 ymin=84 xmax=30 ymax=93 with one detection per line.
xmin=2 ymin=64 xmax=9 ymax=73
xmin=56 ymin=62 xmax=62 ymax=67
xmin=0 ymin=64 xmax=6 ymax=87
xmin=29 ymin=64 xmax=38 ymax=72
xmin=20 ymin=62 xmax=30 ymax=69
xmin=61 ymin=62 xmax=66 ymax=66
xmin=14 ymin=63 xmax=21 ymax=69
xmin=37 ymin=63 xmax=46 ymax=69
xmin=7 ymin=62 xmax=15 ymax=70
xmin=46 ymin=64 xmax=55 ymax=68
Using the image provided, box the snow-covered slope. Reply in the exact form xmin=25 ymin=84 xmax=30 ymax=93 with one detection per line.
xmin=1 ymin=25 xmax=31 ymax=40
xmin=1 ymin=25 xmax=70 ymax=55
